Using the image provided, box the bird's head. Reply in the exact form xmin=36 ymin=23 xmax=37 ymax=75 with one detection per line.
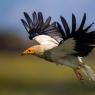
xmin=21 ymin=45 xmax=45 ymax=56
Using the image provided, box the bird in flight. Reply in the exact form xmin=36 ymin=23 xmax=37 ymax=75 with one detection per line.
xmin=21 ymin=11 xmax=95 ymax=81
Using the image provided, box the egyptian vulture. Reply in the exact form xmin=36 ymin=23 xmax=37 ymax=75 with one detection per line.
xmin=21 ymin=11 xmax=95 ymax=81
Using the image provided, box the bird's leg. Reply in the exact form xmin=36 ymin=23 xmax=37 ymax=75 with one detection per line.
xmin=73 ymin=56 xmax=84 ymax=81
xmin=74 ymin=68 xmax=84 ymax=81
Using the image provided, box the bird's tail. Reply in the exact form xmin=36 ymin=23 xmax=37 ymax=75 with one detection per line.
xmin=81 ymin=64 xmax=95 ymax=81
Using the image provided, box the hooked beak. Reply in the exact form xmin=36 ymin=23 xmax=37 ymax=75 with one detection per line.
xmin=21 ymin=51 xmax=28 ymax=56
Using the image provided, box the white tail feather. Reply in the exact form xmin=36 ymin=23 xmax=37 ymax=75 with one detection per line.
xmin=81 ymin=65 xmax=95 ymax=81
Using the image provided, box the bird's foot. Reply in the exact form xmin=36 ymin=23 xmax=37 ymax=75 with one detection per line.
xmin=74 ymin=68 xmax=84 ymax=81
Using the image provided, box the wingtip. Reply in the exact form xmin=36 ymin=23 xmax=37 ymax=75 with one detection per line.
xmin=83 ymin=13 xmax=86 ymax=20
xmin=32 ymin=11 xmax=37 ymax=15
xmin=33 ymin=11 xmax=36 ymax=13
xmin=56 ymin=22 xmax=60 ymax=26
xmin=23 ymin=12 xmax=27 ymax=15
xmin=72 ymin=13 xmax=76 ymax=21
xmin=21 ymin=19 xmax=23 ymax=21
xmin=52 ymin=22 xmax=57 ymax=26
xmin=21 ymin=19 xmax=25 ymax=24
xmin=92 ymin=22 xmax=95 ymax=25
xmin=21 ymin=19 xmax=24 ymax=24
xmin=72 ymin=13 xmax=75 ymax=17
xmin=23 ymin=12 xmax=29 ymax=18
xmin=38 ymin=11 xmax=43 ymax=15
xmin=60 ymin=16 xmax=66 ymax=22
xmin=84 ymin=13 xmax=86 ymax=16
xmin=38 ymin=11 xmax=43 ymax=22
xmin=60 ymin=16 xmax=63 ymax=19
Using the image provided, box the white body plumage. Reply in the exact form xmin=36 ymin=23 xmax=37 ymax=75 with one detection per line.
xmin=33 ymin=35 xmax=59 ymax=50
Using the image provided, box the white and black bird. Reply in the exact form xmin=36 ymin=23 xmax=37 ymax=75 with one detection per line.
xmin=21 ymin=11 xmax=95 ymax=81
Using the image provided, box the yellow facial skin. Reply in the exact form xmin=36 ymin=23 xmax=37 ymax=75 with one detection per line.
xmin=21 ymin=48 xmax=35 ymax=55
xmin=21 ymin=45 xmax=45 ymax=56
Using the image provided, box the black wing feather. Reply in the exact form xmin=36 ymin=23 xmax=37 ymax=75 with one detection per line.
xmin=60 ymin=16 xmax=70 ymax=36
xmin=57 ymin=13 xmax=95 ymax=57
xmin=38 ymin=12 xmax=44 ymax=25
xmin=21 ymin=19 xmax=30 ymax=32
xmin=78 ymin=13 xmax=86 ymax=31
xmin=83 ymin=22 xmax=94 ymax=32
xmin=57 ymin=22 xmax=66 ymax=39
xmin=42 ymin=16 xmax=51 ymax=30
xmin=24 ymin=12 xmax=33 ymax=29
xmin=32 ymin=11 xmax=38 ymax=26
xmin=21 ymin=11 xmax=63 ymax=42
xmin=72 ymin=13 xmax=76 ymax=33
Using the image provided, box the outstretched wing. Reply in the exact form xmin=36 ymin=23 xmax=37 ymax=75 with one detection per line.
xmin=21 ymin=11 xmax=63 ymax=43
xmin=57 ymin=13 xmax=95 ymax=57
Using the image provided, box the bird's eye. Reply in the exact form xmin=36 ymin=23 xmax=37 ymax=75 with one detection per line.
xmin=28 ymin=50 xmax=31 ymax=52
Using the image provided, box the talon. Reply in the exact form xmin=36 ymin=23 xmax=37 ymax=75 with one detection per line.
xmin=74 ymin=68 xmax=84 ymax=81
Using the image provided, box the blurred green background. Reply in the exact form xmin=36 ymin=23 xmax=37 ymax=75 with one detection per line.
xmin=0 ymin=29 xmax=95 ymax=95
xmin=0 ymin=0 xmax=95 ymax=95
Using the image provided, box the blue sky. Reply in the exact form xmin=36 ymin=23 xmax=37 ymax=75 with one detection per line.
xmin=0 ymin=0 xmax=95 ymax=31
